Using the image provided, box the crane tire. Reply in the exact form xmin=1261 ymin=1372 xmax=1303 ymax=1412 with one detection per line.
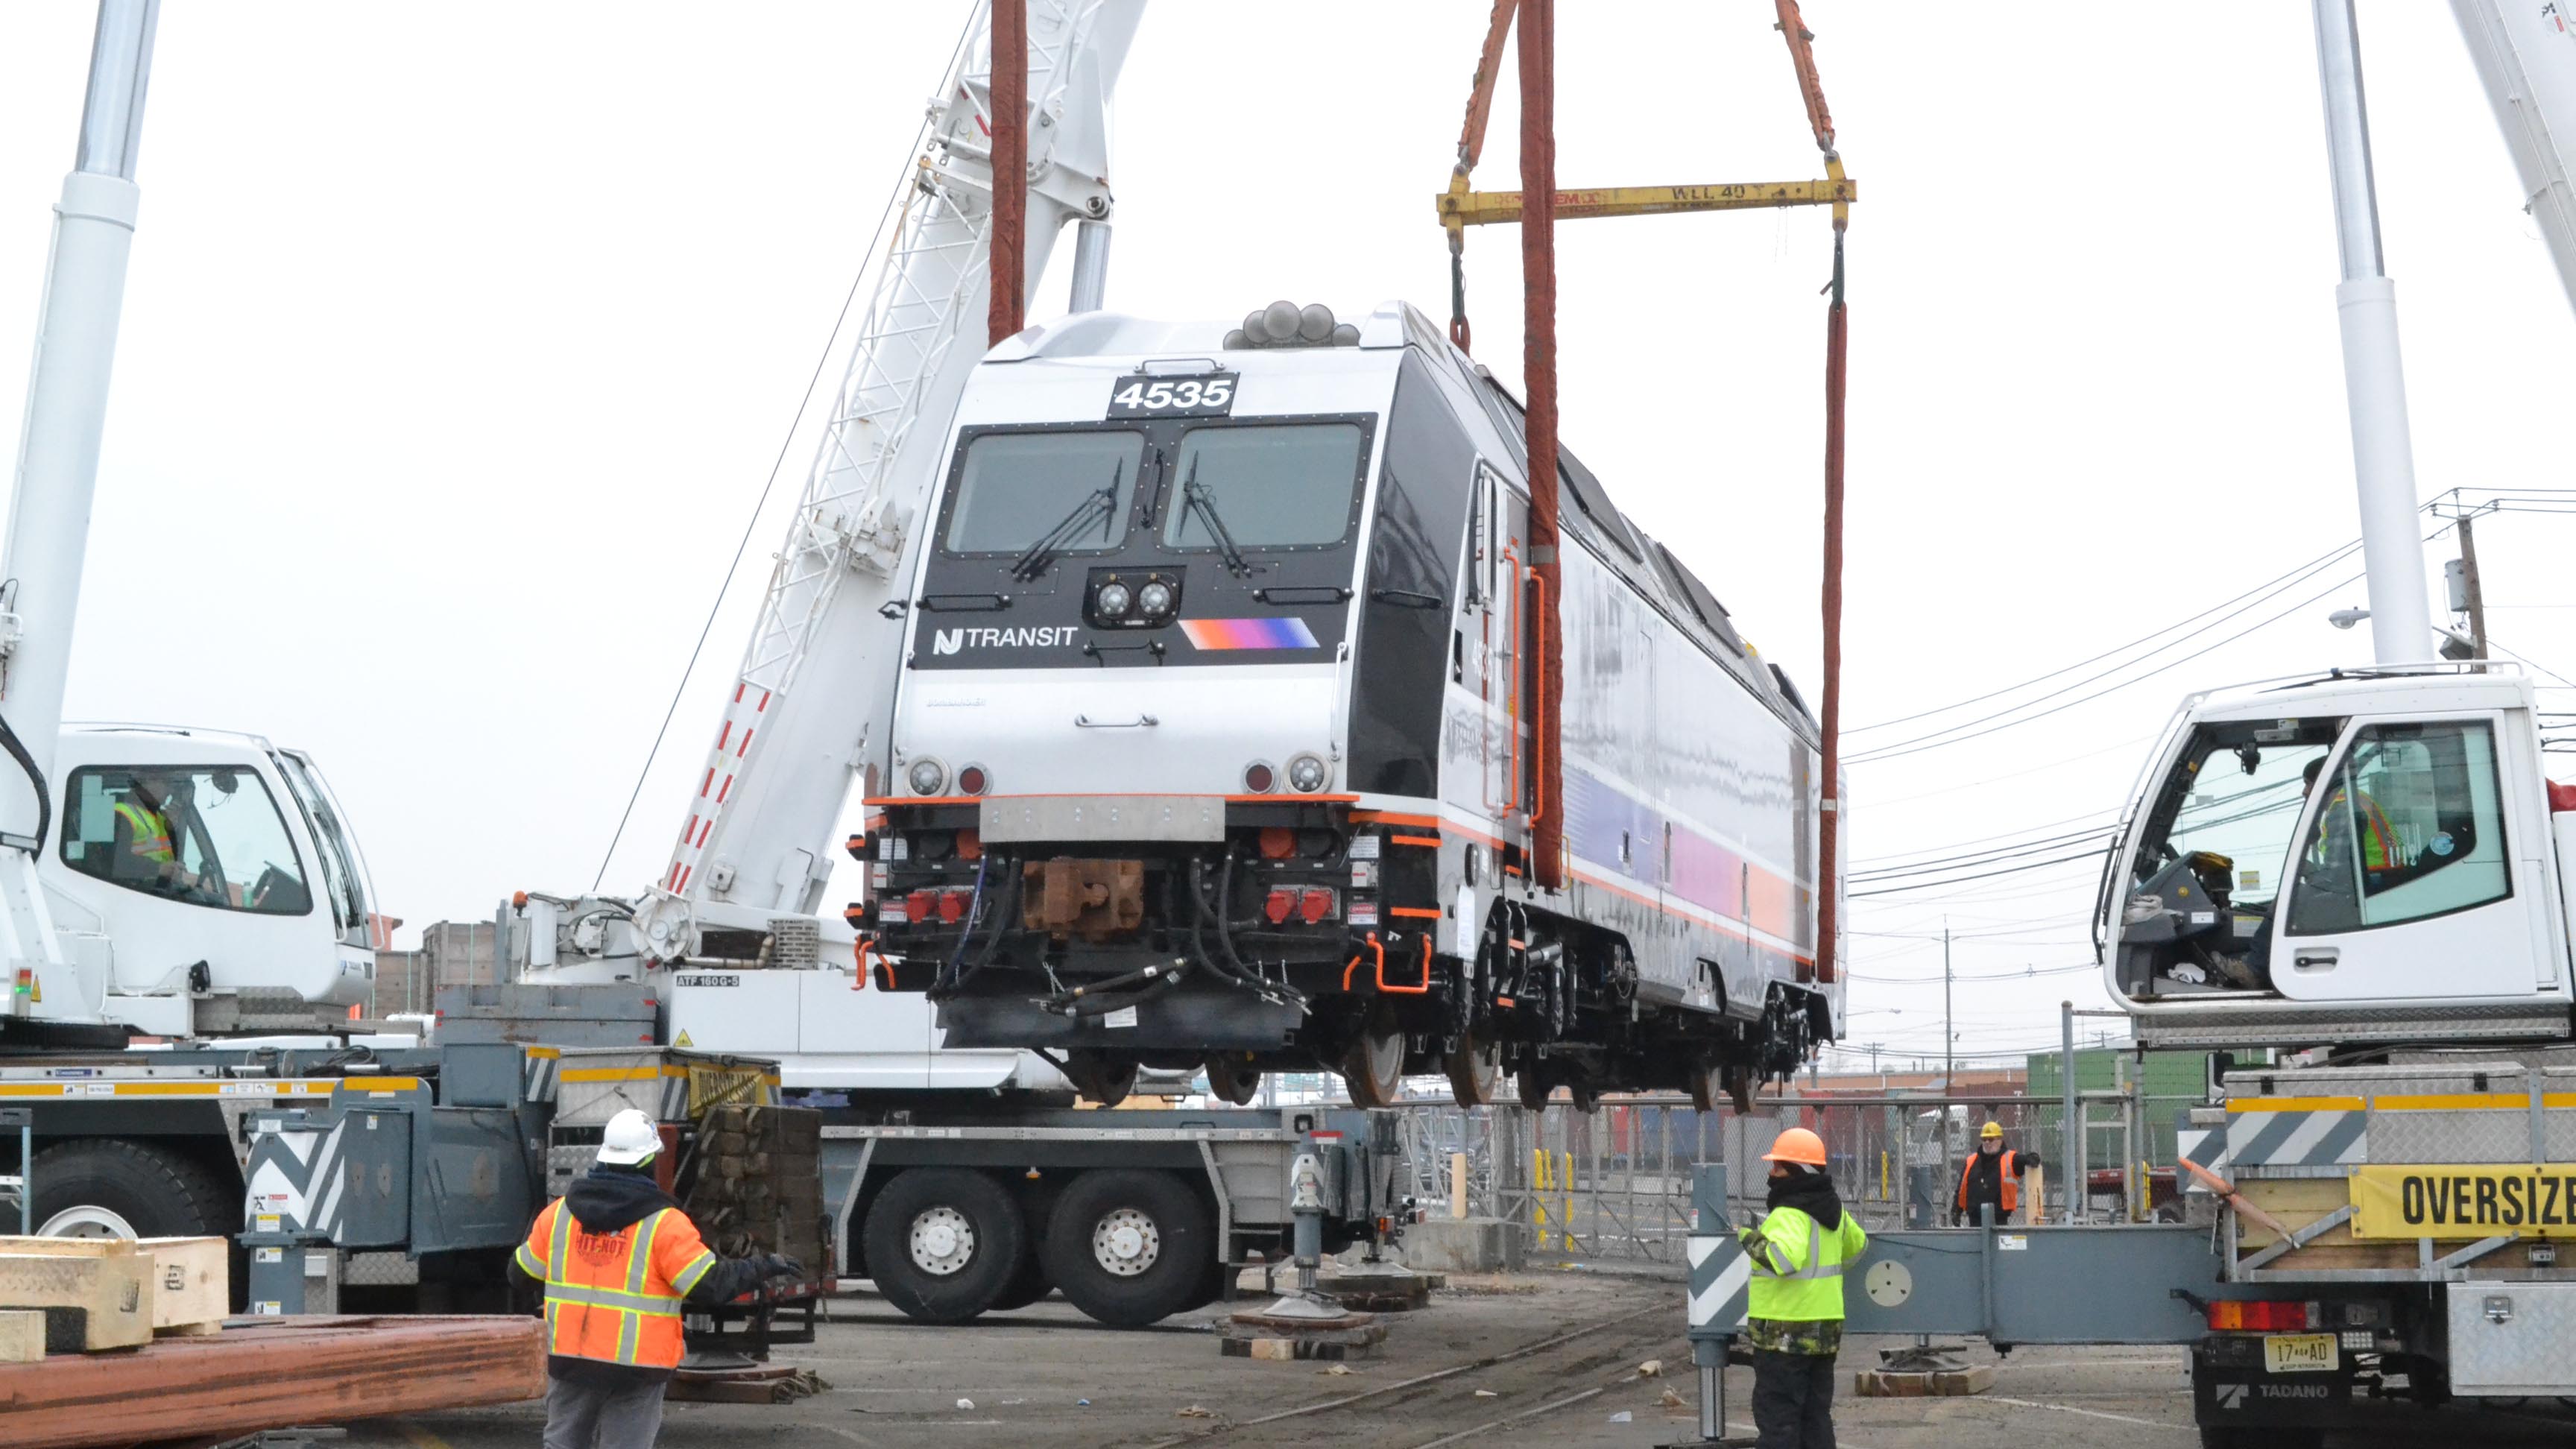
xmin=1042 ymin=1169 xmax=1211 ymax=1328
xmin=861 ymin=1168 xmax=1026 ymax=1325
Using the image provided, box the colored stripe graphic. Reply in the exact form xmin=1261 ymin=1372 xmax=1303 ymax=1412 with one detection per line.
xmin=1178 ymin=617 xmax=1319 ymax=651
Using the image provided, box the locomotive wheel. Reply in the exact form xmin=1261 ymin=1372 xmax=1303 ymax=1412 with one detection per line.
xmin=1064 ymin=1050 xmax=1138 ymax=1108
xmin=1445 ymin=1032 xmax=1502 ymax=1106
xmin=1565 ymin=1075 xmax=1603 ymax=1114
xmin=1205 ymin=1054 xmax=1261 ymax=1106
xmin=1513 ymin=1057 xmax=1553 ymax=1111
xmin=1726 ymin=1065 xmax=1758 ymax=1115
xmin=1341 ymin=1000 xmax=1406 ymax=1108
xmin=1685 ymin=1058 xmax=1726 ymax=1115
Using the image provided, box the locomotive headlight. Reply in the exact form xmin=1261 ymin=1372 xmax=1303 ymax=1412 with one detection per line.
xmin=1286 ymin=752 xmax=1330 ymax=793
xmin=1095 ymin=581 xmax=1133 ymax=619
xmin=907 ymin=757 xmax=947 ymax=796
xmin=1137 ymin=580 xmax=1175 ymax=617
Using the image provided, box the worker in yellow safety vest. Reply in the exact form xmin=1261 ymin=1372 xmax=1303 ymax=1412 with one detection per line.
xmin=2303 ymin=757 xmax=2399 ymax=875
xmin=1738 ymin=1127 xmax=1866 ymax=1449
xmin=111 ymin=770 xmax=211 ymax=896
xmin=513 ymin=1109 xmax=800 ymax=1449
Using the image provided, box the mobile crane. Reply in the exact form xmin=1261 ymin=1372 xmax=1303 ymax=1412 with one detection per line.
xmin=1821 ymin=7 xmax=2576 ymax=1446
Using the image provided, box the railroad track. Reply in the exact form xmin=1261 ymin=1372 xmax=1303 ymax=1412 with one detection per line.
xmin=1135 ymin=1298 xmax=1688 ymax=1449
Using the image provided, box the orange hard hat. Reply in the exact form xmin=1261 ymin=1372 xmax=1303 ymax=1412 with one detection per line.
xmin=1762 ymin=1127 xmax=1828 ymax=1167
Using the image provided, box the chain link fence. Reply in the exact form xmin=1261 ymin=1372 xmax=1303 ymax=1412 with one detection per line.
xmin=1389 ymin=1086 xmax=2203 ymax=1266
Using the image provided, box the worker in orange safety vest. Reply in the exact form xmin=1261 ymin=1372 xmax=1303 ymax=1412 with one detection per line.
xmin=1953 ymin=1119 xmax=2040 ymax=1226
xmin=514 ymin=1109 xmax=799 ymax=1449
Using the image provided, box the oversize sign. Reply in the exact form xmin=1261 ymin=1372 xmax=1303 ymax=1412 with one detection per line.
xmin=2349 ymin=1163 xmax=2576 ymax=1238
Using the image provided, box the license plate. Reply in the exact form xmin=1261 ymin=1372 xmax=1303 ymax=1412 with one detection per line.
xmin=2262 ymin=1333 xmax=2337 ymax=1374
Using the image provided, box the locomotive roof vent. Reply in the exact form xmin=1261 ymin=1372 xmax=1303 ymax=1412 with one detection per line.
xmin=1225 ymin=300 xmax=1360 ymax=351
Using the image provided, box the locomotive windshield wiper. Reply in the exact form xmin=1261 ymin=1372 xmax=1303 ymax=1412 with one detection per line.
xmin=1008 ymin=461 xmax=1124 ymax=581
xmin=1179 ymin=456 xmax=1251 ymax=576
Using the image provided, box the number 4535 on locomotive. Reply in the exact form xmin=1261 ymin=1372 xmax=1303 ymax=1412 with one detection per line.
xmin=859 ymin=299 xmax=1842 ymax=1111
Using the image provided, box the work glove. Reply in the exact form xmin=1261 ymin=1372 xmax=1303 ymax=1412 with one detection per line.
xmin=756 ymin=1253 xmax=804 ymax=1280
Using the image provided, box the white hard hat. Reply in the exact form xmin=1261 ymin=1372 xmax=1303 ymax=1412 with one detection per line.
xmin=599 ymin=1108 xmax=661 ymax=1166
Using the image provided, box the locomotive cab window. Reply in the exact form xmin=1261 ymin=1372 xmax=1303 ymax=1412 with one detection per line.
xmin=942 ymin=429 xmax=1146 ymax=555
xmin=1162 ymin=422 xmax=1365 ymax=551
xmin=2285 ymin=720 xmax=2510 ymax=935
xmin=60 ymin=765 xmax=314 ymax=915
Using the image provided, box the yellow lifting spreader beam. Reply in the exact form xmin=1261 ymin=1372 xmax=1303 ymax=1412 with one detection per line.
xmin=1436 ymin=168 xmax=1855 ymax=228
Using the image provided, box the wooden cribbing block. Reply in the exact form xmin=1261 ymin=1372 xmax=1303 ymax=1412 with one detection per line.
xmin=0 ymin=1234 xmax=228 ymax=1331
xmin=0 ymin=1244 xmax=153 ymax=1350
xmin=1854 ymin=1363 xmax=1994 ymax=1397
xmin=0 ymin=1309 xmax=41 ymax=1363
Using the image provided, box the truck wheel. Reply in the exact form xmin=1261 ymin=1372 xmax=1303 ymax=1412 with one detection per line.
xmin=987 ymin=1247 xmax=1052 ymax=1311
xmin=860 ymin=1169 xmax=1026 ymax=1325
xmin=31 ymin=1139 xmax=233 ymax=1240
xmin=1043 ymin=1169 xmax=1212 ymax=1328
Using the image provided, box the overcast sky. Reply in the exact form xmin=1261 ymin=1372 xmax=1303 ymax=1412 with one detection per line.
xmin=1 ymin=4 xmax=2570 ymax=1065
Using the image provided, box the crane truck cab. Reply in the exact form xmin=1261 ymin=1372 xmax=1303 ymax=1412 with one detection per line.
xmin=6 ymin=723 xmax=382 ymax=1043
xmin=2100 ymin=665 xmax=2575 ymax=1048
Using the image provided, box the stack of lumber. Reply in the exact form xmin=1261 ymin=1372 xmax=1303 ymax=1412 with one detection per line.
xmin=686 ymin=1104 xmax=828 ymax=1278
xmin=0 ymin=1313 xmax=543 ymax=1449
xmin=0 ymin=1236 xmax=227 ymax=1354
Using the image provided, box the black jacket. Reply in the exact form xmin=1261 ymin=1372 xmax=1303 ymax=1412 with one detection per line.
xmin=516 ymin=1164 xmax=768 ymax=1385
xmin=1954 ymin=1146 xmax=2040 ymax=1221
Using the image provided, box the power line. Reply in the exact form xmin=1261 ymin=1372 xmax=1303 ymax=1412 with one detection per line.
xmin=1849 ymin=846 xmax=2109 ymax=898
xmin=1849 ymin=546 xmax=2372 ymax=765
xmin=1845 ymin=533 xmax=2361 ymax=739
xmin=589 ymin=12 xmax=979 ymax=891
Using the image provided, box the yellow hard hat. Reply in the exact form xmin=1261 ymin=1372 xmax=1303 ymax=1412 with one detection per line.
xmin=1980 ymin=1120 xmax=2005 ymax=1140
xmin=1762 ymin=1127 xmax=1828 ymax=1167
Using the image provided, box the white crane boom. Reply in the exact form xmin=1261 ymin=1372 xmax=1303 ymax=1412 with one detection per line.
xmin=2453 ymin=0 xmax=2576 ymax=319
xmin=0 ymin=1 xmax=157 ymax=999
xmin=622 ymin=0 xmax=1142 ymax=967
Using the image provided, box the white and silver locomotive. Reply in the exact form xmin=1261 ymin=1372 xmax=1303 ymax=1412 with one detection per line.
xmin=862 ymin=299 xmax=1842 ymax=1108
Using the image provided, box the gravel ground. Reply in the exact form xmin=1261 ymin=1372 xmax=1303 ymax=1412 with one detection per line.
xmin=348 ymin=1271 xmax=2572 ymax=1449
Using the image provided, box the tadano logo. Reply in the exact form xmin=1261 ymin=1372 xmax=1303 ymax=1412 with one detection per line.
xmin=932 ymin=625 xmax=1079 ymax=655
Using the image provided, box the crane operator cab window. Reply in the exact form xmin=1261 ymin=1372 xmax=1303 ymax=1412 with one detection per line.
xmin=2115 ymin=717 xmax=2343 ymax=997
xmin=59 ymin=765 xmax=314 ymax=915
xmin=2285 ymin=721 xmax=2510 ymax=936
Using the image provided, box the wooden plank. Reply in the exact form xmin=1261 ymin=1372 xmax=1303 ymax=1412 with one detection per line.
xmin=139 ymin=1238 xmax=227 ymax=1329
xmin=0 ymin=1249 xmax=153 ymax=1350
xmin=0 ymin=1310 xmax=40 ymax=1364
xmin=0 ymin=1314 xmax=543 ymax=1449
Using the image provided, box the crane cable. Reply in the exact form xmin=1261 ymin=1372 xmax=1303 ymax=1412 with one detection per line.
xmin=590 ymin=10 xmax=979 ymax=891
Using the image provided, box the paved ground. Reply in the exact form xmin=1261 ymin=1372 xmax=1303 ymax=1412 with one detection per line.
xmin=352 ymin=1271 xmax=2572 ymax=1449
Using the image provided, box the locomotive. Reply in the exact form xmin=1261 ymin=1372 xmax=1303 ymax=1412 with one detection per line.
xmin=859 ymin=299 xmax=1841 ymax=1108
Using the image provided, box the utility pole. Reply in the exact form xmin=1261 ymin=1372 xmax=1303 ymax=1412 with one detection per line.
xmin=2457 ymin=508 xmax=2490 ymax=660
xmin=1942 ymin=922 xmax=1954 ymax=1093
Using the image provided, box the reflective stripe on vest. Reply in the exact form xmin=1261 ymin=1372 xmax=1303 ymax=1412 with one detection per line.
xmin=1743 ymin=1205 xmax=1852 ymax=1323
xmin=1956 ymin=1149 xmax=2018 ymax=1216
xmin=540 ymin=1202 xmax=688 ymax=1368
xmin=113 ymin=801 xmax=172 ymax=861
xmin=1746 ymin=1218 xmax=1844 ymax=1281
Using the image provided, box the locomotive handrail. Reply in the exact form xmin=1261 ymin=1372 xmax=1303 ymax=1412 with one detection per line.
xmin=1380 ymin=932 xmax=1433 ymax=994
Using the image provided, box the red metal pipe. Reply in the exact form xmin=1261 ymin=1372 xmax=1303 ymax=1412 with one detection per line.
xmin=1816 ymin=238 xmax=1846 ymax=987
xmin=1518 ymin=0 xmax=1563 ymax=892
xmin=988 ymin=0 xmax=1026 ymax=347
